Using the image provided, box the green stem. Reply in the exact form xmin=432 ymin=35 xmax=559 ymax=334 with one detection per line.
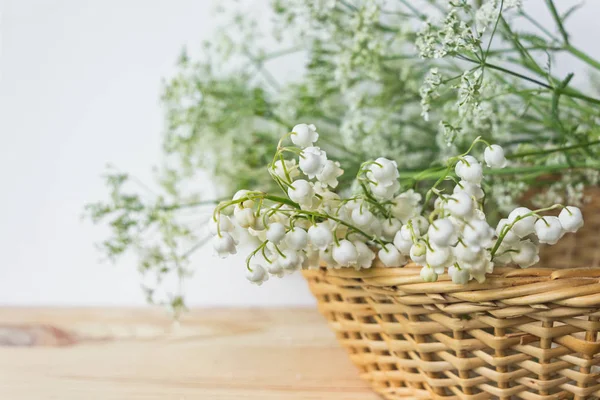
xmin=545 ymin=0 xmax=570 ymax=45
xmin=507 ymin=140 xmax=600 ymax=160
xmin=566 ymin=45 xmax=600 ymax=71
xmin=460 ymin=56 xmax=600 ymax=105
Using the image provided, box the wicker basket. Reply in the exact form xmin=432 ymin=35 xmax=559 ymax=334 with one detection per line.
xmin=303 ymin=264 xmax=600 ymax=399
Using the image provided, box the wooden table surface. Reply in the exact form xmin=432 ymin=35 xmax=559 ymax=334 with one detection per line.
xmin=0 ymin=308 xmax=380 ymax=400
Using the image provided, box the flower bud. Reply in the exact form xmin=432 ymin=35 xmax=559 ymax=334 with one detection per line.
xmin=288 ymin=179 xmax=315 ymax=208
xmin=428 ymin=218 xmax=458 ymax=246
xmin=534 ymin=216 xmax=564 ymax=245
xmin=246 ymin=264 xmax=269 ymax=285
xmin=495 ymin=218 xmax=520 ymax=244
xmin=448 ymin=265 xmax=470 ymax=284
xmin=299 ymin=147 xmax=327 ymax=178
xmin=213 ymin=232 xmax=237 ymax=258
xmin=354 ymin=241 xmax=375 ymax=269
xmin=410 ymin=242 xmax=427 ymax=265
xmin=370 ymin=180 xmax=400 ymax=200
xmin=332 ymin=240 xmax=359 ymax=266
xmin=393 ymin=229 xmax=413 ymax=254
xmin=508 ymin=207 xmax=535 ymax=238
xmin=266 ymin=222 xmax=286 ymax=244
xmin=426 ymin=244 xmax=454 ymax=270
xmin=291 ymin=123 xmax=319 ymax=148
xmin=511 ymin=240 xmax=540 ymax=268
xmin=209 ymin=215 xmax=234 ymax=235
xmin=233 ymin=190 xmax=255 ymax=208
xmin=484 ymin=145 xmax=507 ymax=168
xmin=308 ymin=224 xmax=334 ymax=250
xmin=271 ymin=159 xmax=299 ymax=181
xmin=455 ymin=156 xmax=483 ymax=184
xmin=446 ymin=192 xmax=474 ymax=218
xmin=285 ymin=228 xmax=308 ymax=250
xmin=279 ymin=250 xmax=302 ymax=272
xmin=368 ymin=157 xmax=399 ymax=185
xmin=378 ymin=244 xmax=405 ymax=267
xmin=351 ymin=207 xmax=375 ymax=228
xmin=463 ymin=220 xmax=494 ymax=248
xmin=382 ymin=218 xmax=402 ymax=241
xmin=234 ymin=207 xmax=256 ymax=229
xmin=558 ymin=206 xmax=584 ymax=232
xmin=453 ymin=180 xmax=484 ymax=200
xmin=420 ymin=266 xmax=438 ymax=282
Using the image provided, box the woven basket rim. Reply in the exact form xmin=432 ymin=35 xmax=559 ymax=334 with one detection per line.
xmin=306 ymin=263 xmax=600 ymax=307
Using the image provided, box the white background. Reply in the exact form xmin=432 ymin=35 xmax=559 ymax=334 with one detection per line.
xmin=1 ymin=0 xmax=599 ymax=307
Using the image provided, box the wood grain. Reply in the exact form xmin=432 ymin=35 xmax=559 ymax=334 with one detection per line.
xmin=0 ymin=308 xmax=379 ymax=400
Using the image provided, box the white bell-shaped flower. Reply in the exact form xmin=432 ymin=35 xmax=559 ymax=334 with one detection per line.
xmin=271 ymin=159 xmax=299 ymax=181
xmin=213 ymin=232 xmax=237 ymax=258
xmin=448 ymin=265 xmax=470 ymax=284
xmin=279 ymin=249 xmax=302 ymax=272
xmin=299 ymin=147 xmax=327 ymax=178
xmin=393 ymin=228 xmax=413 ymax=254
xmin=511 ymin=240 xmax=540 ymax=268
xmin=428 ymin=218 xmax=458 ymax=246
xmin=354 ymin=241 xmax=375 ymax=269
xmin=302 ymin=249 xmax=320 ymax=270
xmin=368 ymin=157 xmax=399 ymax=186
xmin=495 ymin=218 xmax=520 ymax=244
xmin=508 ymin=207 xmax=536 ymax=238
xmin=390 ymin=190 xmax=422 ymax=222
xmin=319 ymin=247 xmax=339 ymax=269
xmin=466 ymin=256 xmax=493 ymax=283
xmin=409 ymin=216 xmax=430 ymax=236
xmin=234 ymin=207 xmax=256 ymax=229
xmin=558 ymin=206 xmax=584 ymax=232
xmin=246 ymin=264 xmax=269 ymax=285
xmin=367 ymin=218 xmax=383 ymax=237
xmin=370 ymin=179 xmax=400 ymax=200
xmin=209 ymin=215 xmax=234 ymax=235
xmin=446 ymin=192 xmax=474 ymax=218
xmin=233 ymin=189 xmax=255 ymax=208
xmin=493 ymin=247 xmax=513 ymax=265
xmin=453 ymin=180 xmax=484 ymax=200
xmin=266 ymin=222 xmax=286 ymax=244
xmin=426 ymin=244 xmax=454 ymax=272
xmin=484 ymin=144 xmax=507 ymax=168
xmin=288 ymin=179 xmax=315 ymax=208
xmin=285 ymin=228 xmax=308 ymax=250
xmin=455 ymin=156 xmax=483 ymax=184
xmin=291 ymin=123 xmax=319 ymax=148
xmin=332 ymin=240 xmax=359 ymax=266
xmin=410 ymin=242 xmax=427 ymax=266
xmin=308 ymin=224 xmax=334 ymax=250
xmin=378 ymin=244 xmax=405 ymax=267
xmin=351 ymin=207 xmax=375 ymax=228
xmin=266 ymin=260 xmax=285 ymax=278
xmin=453 ymin=241 xmax=482 ymax=263
xmin=382 ymin=218 xmax=402 ymax=241
xmin=316 ymin=160 xmax=343 ymax=188
xmin=420 ymin=266 xmax=438 ymax=282
xmin=463 ymin=220 xmax=495 ymax=248
xmin=534 ymin=216 xmax=564 ymax=245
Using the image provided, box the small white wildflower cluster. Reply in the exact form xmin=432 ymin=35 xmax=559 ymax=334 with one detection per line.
xmin=211 ymin=124 xmax=584 ymax=286
xmin=416 ymin=8 xmax=479 ymax=59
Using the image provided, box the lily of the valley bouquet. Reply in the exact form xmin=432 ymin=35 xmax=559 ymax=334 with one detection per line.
xmin=212 ymin=123 xmax=584 ymax=285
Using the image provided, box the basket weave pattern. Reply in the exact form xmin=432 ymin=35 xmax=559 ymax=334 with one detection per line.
xmin=303 ymin=265 xmax=600 ymax=399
